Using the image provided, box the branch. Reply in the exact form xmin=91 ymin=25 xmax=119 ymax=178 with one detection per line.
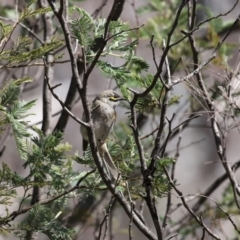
xmin=169 ymin=0 xmax=239 ymax=48
xmin=187 ymin=0 xmax=240 ymax=209
xmin=129 ymin=89 xmax=164 ymax=239
xmin=162 ymin=132 xmax=182 ymax=228
xmin=163 ymin=166 xmax=221 ymax=240
xmin=171 ymin=54 xmax=216 ymax=85
xmin=53 ymin=59 xmax=82 ymax=133
xmin=97 ymin=196 xmax=114 ymax=240
xmin=47 ymin=0 xmax=82 ymax=92
xmin=47 ymin=1 xmax=158 ymax=238
xmin=196 ymin=194 xmax=240 ymax=234
xmin=192 ymin=159 xmax=240 ymax=212
xmin=0 ymin=16 xmax=44 ymax=45
xmin=26 ymin=1 xmax=54 ymax=238
xmin=166 ymin=159 xmax=240 ymax=235
xmin=2 ymin=169 xmax=96 ymax=224
xmin=46 ymin=77 xmax=89 ymax=128
xmin=130 ymin=13 xmax=198 ymax=235
xmin=136 ymin=0 xmax=188 ymax=98
xmin=92 ymin=0 xmax=108 ymax=18
xmin=52 ymin=0 xmax=126 ymax=133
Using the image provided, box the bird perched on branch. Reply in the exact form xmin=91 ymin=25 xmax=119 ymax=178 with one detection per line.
xmin=80 ymin=90 xmax=125 ymax=181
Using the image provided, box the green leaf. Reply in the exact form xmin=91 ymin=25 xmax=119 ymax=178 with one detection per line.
xmin=4 ymin=99 xmax=36 ymax=160
xmin=168 ymin=95 xmax=182 ymax=106
xmin=0 ymin=77 xmax=32 ymax=106
xmin=20 ymin=7 xmax=52 ymax=20
xmin=10 ymin=100 xmax=36 ymax=119
xmin=131 ymin=56 xmax=149 ymax=71
xmin=5 ymin=113 xmax=30 ymax=160
xmin=2 ymin=39 xmax=63 ymax=65
xmin=70 ymin=7 xmax=94 ymax=50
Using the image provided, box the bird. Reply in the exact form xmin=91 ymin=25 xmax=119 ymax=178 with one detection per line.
xmin=80 ymin=90 xmax=125 ymax=181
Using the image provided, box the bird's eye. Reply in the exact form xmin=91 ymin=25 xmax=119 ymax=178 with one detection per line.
xmin=109 ymin=96 xmax=119 ymax=101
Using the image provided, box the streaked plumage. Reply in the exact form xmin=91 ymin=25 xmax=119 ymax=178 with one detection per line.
xmin=80 ymin=90 xmax=124 ymax=181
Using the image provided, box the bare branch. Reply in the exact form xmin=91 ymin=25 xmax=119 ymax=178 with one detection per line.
xmin=186 ymin=0 xmax=240 ymax=209
xmin=92 ymin=0 xmax=108 ymax=18
xmin=0 ymin=16 xmax=44 ymax=45
xmin=97 ymin=196 xmax=114 ymax=240
xmin=163 ymin=166 xmax=221 ymax=240
xmin=196 ymin=194 xmax=240 ymax=234
xmin=192 ymin=159 xmax=240 ymax=212
xmin=46 ymin=76 xmax=89 ymax=128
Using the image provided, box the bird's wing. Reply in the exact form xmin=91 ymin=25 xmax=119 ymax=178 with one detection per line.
xmin=82 ymin=139 xmax=89 ymax=152
xmin=81 ymin=102 xmax=92 ymax=152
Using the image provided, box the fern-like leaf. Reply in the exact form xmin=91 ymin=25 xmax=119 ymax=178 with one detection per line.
xmin=70 ymin=7 xmax=94 ymax=50
xmin=0 ymin=77 xmax=32 ymax=106
xmin=4 ymin=100 xmax=36 ymax=160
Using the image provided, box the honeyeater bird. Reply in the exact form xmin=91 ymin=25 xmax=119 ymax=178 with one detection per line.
xmin=80 ymin=90 xmax=125 ymax=181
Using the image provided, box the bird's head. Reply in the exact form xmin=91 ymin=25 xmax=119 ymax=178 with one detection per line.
xmin=95 ymin=90 xmax=125 ymax=108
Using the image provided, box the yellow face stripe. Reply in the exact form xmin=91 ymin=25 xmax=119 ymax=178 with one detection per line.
xmin=109 ymin=96 xmax=119 ymax=101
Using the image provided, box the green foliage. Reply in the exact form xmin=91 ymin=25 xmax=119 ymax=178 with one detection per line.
xmin=134 ymin=74 xmax=162 ymax=112
xmin=70 ymin=7 xmax=134 ymax=56
xmin=75 ymin=146 xmax=96 ymax=167
xmin=0 ymin=1 xmax=237 ymax=239
xmin=0 ymin=77 xmax=31 ymax=106
xmin=0 ymin=77 xmax=37 ymax=213
xmin=70 ymin=7 xmax=181 ymax=115
xmin=0 ymin=2 xmax=63 ymax=68
xmin=0 ymin=22 xmax=13 ymax=42
xmin=1 ymin=38 xmax=63 ymax=66
xmin=137 ymin=0 xmax=188 ymax=47
xmin=0 ymin=78 xmax=36 ymax=159
xmin=25 ymin=130 xmax=73 ymax=190
xmin=70 ymin=7 xmax=94 ymax=51
xmin=14 ymin=203 xmax=74 ymax=240
xmin=108 ymin=136 xmax=140 ymax=176
xmin=20 ymin=6 xmax=52 ymax=20
xmin=215 ymin=184 xmax=239 ymax=220
xmin=0 ymin=78 xmax=79 ymax=238
xmin=137 ymin=0 xmax=235 ymax=68
xmin=0 ymin=117 xmax=84 ymax=238
xmin=0 ymin=163 xmax=22 ymax=207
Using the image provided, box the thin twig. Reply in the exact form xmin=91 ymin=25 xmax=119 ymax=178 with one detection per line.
xmin=162 ymin=130 xmax=182 ymax=228
xmin=163 ymin=166 xmax=221 ymax=240
xmin=47 ymin=0 xmax=82 ymax=92
xmin=129 ymin=90 xmax=163 ymax=239
xmin=196 ymin=194 xmax=240 ymax=234
xmin=187 ymin=0 xmax=240 ymax=209
xmin=126 ymin=182 xmax=135 ymax=240
xmin=149 ymin=35 xmax=158 ymax=69
xmin=167 ymin=159 xmax=240 ymax=235
xmin=200 ymin=213 xmax=206 ymax=240
xmin=45 ymin=76 xmax=89 ymax=128
xmin=0 ymin=16 xmax=44 ymax=45
xmin=170 ymin=0 xmax=239 ymax=48
xmin=167 ymin=233 xmax=178 ymax=240
xmin=97 ymin=196 xmax=115 ymax=240
xmin=92 ymin=0 xmax=108 ymax=18
xmin=1 ymin=169 xmax=95 ymax=224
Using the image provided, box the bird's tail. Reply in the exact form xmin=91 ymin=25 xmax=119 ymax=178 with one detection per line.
xmin=98 ymin=143 xmax=121 ymax=182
